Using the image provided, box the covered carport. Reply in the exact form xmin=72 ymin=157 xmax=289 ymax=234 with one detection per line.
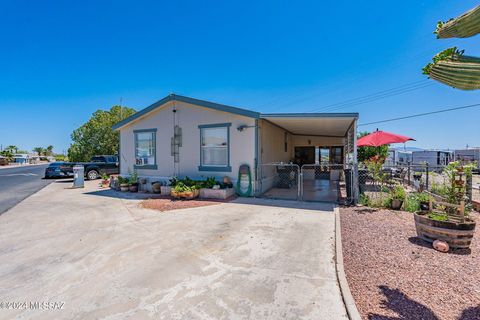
xmin=254 ymin=113 xmax=358 ymax=203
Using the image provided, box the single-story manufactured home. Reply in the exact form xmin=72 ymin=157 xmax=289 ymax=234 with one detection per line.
xmin=113 ymin=94 xmax=359 ymax=202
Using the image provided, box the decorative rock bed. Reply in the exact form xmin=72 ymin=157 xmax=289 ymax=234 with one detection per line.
xmin=340 ymin=206 xmax=479 ymax=320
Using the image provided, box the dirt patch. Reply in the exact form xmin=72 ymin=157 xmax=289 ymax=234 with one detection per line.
xmin=141 ymin=197 xmax=233 ymax=212
xmin=340 ymin=206 xmax=480 ymax=320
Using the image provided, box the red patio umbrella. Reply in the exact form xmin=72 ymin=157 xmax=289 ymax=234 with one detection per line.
xmin=357 ymin=130 xmax=415 ymax=147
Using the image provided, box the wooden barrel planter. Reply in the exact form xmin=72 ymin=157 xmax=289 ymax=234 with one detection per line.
xmin=414 ymin=212 xmax=476 ymax=249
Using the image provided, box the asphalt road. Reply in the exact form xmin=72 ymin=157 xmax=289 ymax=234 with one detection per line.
xmin=0 ymin=164 xmax=54 ymax=215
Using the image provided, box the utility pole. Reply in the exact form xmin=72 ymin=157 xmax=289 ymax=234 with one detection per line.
xmin=120 ymin=97 xmax=123 ymax=120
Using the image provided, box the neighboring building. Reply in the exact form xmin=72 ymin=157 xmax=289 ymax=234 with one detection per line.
xmin=113 ymin=94 xmax=359 ymax=201
xmin=13 ymin=154 xmax=29 ymax=164
xmin=411 ymin=150 xmax=453 ymax=167
xmin=13 ymin=153 xmax=40 ymax=164
xmin=386 ymin=148 xmax=412 ymax=166
xmin=454 ymin=148 xmax=480 ymax=172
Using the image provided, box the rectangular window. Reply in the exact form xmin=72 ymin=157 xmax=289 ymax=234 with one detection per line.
xmin=199 ymin=123 xmax=231 ymax=172
xmin=331 ymin=146 xmax=343 ymax=164
xmin=135 ymin=130 xmax=156 ymax=168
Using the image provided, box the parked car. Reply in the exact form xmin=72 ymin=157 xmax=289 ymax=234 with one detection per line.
xmin=44 ymin=162 xmax=74 ymax=179
xmin=44 ymin=155 xmax=119 ymax=180
xmin=77 ymin=155 xmax=119 ymax=180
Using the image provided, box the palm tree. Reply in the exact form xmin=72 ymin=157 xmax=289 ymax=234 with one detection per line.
xmin=33 ymin=147 xmax=44 ymax=156
xmin=46 ymin=145 xmax=54 ymax=156
xmin=5 ymin=145 xmax=18 ymax=153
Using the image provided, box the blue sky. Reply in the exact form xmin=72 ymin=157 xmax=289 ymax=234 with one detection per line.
xmin=1 ymin=0 xmax=479 ymax=153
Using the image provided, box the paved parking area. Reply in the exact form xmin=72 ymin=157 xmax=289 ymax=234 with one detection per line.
xmin=0 ymin=181 xmax=347 ymax=320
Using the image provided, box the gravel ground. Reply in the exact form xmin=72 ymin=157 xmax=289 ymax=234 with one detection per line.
xmin=141 ymin=197 xmax=232 ymax=211
xmin=340 ymin=207 xmax=480 ymax=320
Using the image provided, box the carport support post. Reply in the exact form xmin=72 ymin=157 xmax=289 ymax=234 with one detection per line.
xmin=352 ymin=120 xmax=359 ymax=204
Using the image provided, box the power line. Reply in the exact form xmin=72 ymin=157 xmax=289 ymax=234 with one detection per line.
xmin=318 ymin=83 xmax=434 ymax=112
xmin=358 ymin=103 xmax=480 ymax=126
xmin=307 ymin=80 xmax=431 ymax=112
xmin=257 ymin=43 xmax=437 ymax=112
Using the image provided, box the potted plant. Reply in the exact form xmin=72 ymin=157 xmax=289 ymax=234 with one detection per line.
xmin=389 ymin=185 xmax=406 ymax=210
xmin=414 ymin=161 xmax=477 ymax=249
xmin=171 ymin=182 xmax=200 ymax=199
xmin=417 ymin=192 xmax=431 ymax=212
xmin=129 ymin=172 xmax=139 ymax=193
xmin=118 ymin=176 xmax=130 ymax=192
xmin=101 ymin=173 xmax=110 ymax=188
xmin=151 ymin=181 xmax=161 ymax=194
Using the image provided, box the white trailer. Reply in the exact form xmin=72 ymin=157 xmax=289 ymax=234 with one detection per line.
xmin=411 ymin=150 xmax=453 ymax=167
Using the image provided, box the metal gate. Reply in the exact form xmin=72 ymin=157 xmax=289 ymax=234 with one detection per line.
xmin=300 ymin=163 xmax=352 ymax=203
xmin=258 ymin=163 xmax=300 ymax=200
xmin=258 ymin=163 xmax=354 ymax=203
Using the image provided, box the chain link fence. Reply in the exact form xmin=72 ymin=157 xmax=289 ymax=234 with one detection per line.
xmin=300 ymin=163 xmax=353 ymax=203
xmin=258 ymin=163 xmax=300 ymax=200
xmin=358 ymin=163 xmax=477 ymax=208
xmin=258 ymin=162 xmax=356 ymax=203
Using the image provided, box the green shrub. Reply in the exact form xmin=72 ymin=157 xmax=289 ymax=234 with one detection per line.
xmin=359 ymin=194 xmax=371 ymax=206
xmin=428 ymin=212 xmax=449 ymax=221
xmin=169 ymin=177 xmax=178 ymax=187
xmin=170 ymin=176 xmax=219 ymax=189
xmin=404 ymin=194 xmax=420 ymax=212
xmin=129 ymin=171 xmax=138 ymax=185
xmin=403 ymin=192 xmax=431 ymax=213
xmin=173 ymin=182 xmax=200 ymax=193
xmin=202 ymin=177 xmax=218 ymax=189
xmin=390 ymin=185 xmax=406 ymax=200
xmin=431 ymin=181 xmax=448 ymax=197
xmin=117 ymin=176 xmax=128 ymax=184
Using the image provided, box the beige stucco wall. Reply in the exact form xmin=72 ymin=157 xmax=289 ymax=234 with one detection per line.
xmin=256 ymin=120 xmax=294 ymax=193
xmin=119 ymin=101 xmax=256 ymax=185
xmin=258 ymin=119 xmax=293 ymax=164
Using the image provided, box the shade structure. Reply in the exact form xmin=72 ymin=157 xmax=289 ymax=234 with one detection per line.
xmin=436 ymin=5 xmax=480 ymax=39
xmin=429 ymin=54 xmax=480 ymax=90
xmin=358 ymin=130 xmax=415 ymax=147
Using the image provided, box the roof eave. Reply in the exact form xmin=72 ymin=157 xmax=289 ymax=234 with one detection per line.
xmin=112 ymin=94 xmax=260 ymax=131
xmin=260 ymin=113 xmax=359 ymax=119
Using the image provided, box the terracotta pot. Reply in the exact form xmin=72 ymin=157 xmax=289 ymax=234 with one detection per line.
xmin=120 ymin=184 xmax=129 ymax=192
xmin=391 ymin=199 xmax=403 ymax=210
xmin=151 ymin=182 xmax=161 ymax=193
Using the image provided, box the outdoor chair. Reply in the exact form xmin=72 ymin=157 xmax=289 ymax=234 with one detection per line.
xmin=276 ymin=165 xmax=297 ymax=189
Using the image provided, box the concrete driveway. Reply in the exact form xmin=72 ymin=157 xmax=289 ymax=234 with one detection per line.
xmin=0 ymin=181 xmax=347 ymax=320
